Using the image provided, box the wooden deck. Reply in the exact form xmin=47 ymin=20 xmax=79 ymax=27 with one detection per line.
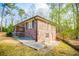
xmin=15 ymin=36 xmax=45 ymax=50
xmin=15 ymin=36 xmax=60 ymax=50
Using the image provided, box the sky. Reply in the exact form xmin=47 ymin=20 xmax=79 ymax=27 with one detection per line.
xmin=16 ymin=3 xmax=50 ymax=18
xmin=0 ymin=3 xmax=50 ymax=26
xmin=0 ymin=3 xmax=75 ymax=28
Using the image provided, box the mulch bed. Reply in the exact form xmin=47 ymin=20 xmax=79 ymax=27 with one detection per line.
xmin=57 ymin=35 xmax=79 ymax=51
xmin=63 ymin=40 xmax=79 ymax=50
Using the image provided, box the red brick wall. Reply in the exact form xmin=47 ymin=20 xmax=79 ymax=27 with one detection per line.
xmin=37 ymin=20 xmax=56 ymax=43
xmin=24 ymin=20 xmax=37 ymax=40
xmin=25 ymin=29 xmax=36 ymax=40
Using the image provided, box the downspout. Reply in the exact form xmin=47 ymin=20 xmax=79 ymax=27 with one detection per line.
xmin=34 ymin=17 xmax=38 ymax=42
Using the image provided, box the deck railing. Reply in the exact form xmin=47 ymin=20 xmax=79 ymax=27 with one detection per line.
xmin=12 ymin=32 xmax=25 ymax=36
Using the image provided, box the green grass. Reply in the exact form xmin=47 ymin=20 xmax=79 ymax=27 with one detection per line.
xmin=0 ymin=38 xmax=79 ymax=56
xmin=0 ymin=38 xmax=53 ymax=56
xmin=51 ymin=41 xmax=79 ymax=56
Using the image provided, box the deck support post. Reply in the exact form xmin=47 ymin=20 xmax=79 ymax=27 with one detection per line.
xmin=14 ymin=26 xmax=16 ymax=36
xmin=24 ymin=23 xmax=26 ymax=37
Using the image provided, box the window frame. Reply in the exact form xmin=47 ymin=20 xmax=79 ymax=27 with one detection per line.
xmin=46 ymin=33 xmax=49 ymax=38
xmin=27 ymin=20 xmax=35 ymax=29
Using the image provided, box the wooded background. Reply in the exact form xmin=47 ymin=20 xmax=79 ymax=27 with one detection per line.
xmin=0 ymin=3 xmax=79 ymax=39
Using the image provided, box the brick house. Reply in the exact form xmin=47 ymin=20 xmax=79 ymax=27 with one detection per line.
xmin=14 ymin=15 xmax=56 ymax=44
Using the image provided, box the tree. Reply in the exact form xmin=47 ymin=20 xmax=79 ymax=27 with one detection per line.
xmin=0 ymin=3 xmax=16 ymax=32
xmin=27 ymin=4 xmax=36 ymax=17
xmin=49 ymin=3 xmax=62 ymax=32
xmin=18 ymin=8 xmax=26 ymax=21
xmin=74 ymin=4 xmax=79 ymax=39
xmin=48 ymin=3 xmax=77 ymax=39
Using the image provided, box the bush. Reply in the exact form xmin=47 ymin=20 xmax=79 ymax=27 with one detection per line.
xmin=6 ymin=32 xmax=13 ymax=37
xmin=2 ymin=27 xmax=8 ymax=32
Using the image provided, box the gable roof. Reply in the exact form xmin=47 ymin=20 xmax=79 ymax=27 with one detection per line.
xmin=15 ymin=15 xmax=56 ymax=26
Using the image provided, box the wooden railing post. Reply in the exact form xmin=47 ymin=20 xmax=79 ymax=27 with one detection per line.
xmin=14 ymin=26 xmax=16 ymax=36
xmin=24 ymin=23 xmax=26 ymax=37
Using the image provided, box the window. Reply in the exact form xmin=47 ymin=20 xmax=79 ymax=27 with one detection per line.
xmin=46 ymin=33 xmax=49 ymax=38
xmin=19 ymin=27 xmax=24 ymax=32
xmin=26 ymin=23 xmax=28 ymax=29
xmin=32 ymin=20 xmax=34 ymax=28
xmin=27 ymin=20 xmax=35 ymax=29
xmin=28 ymin=22 xmax=32 ymax=29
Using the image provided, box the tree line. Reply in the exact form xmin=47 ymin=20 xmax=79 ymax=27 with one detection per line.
xmin=48 ymin=3 xmax=79 ymax=39
xmin=0 ymin=3 xmax=79 ymax=39
xmin=0 ymin=3 xmax=26 ymax=32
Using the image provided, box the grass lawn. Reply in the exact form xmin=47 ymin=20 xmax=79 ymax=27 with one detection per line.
xmin=0 ymin=37 xmax=52 ymax=56
xmin=51 ymin=41 xmax=79 ymax=56
xmin=0 ymin=35 xmax=79 ymax=56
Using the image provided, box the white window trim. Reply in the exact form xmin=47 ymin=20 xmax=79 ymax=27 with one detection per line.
xmin=28 ymin=21 xmax=32 ymax=29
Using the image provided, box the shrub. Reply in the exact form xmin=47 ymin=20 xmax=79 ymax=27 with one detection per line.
xmin=2 ymin=27 xmax=8 ymax=32
xmin=6 ymin=32 xmax=13 ymax=37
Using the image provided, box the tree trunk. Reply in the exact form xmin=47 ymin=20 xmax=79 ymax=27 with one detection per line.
xmin=11 ymin=15 xmax=14 ymax=26
xmin=75 ymin=4 xmax=79 ymax=39
xmin=0 ymin=6 xmax=5 ymax=32
xmin=58 ymin=3 xmax=61 ymax=32
xmin=5 ymin=19 xmax=7 ymax=28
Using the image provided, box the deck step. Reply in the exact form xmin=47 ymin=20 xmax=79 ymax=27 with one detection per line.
xmin=14 ymin=36 xmax=45 ymax=50
xmin=14 ymin=36 xmax=34 ymax=40
xmin=19 ymin=40 xmax=45 ymax=50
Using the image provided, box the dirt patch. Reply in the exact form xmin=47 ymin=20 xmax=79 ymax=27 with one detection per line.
xmin=68 ymin=40 xmax=79 ymax=45
xmin=57 ymin=33 xmax=79 ymax=51
xmin=0 ymin=37 xmax=20 ymax=45
xmin=0 ymin=32 xmax=6 ymax=37
xmin=0 ymin=32 xmax=20 ymax=46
